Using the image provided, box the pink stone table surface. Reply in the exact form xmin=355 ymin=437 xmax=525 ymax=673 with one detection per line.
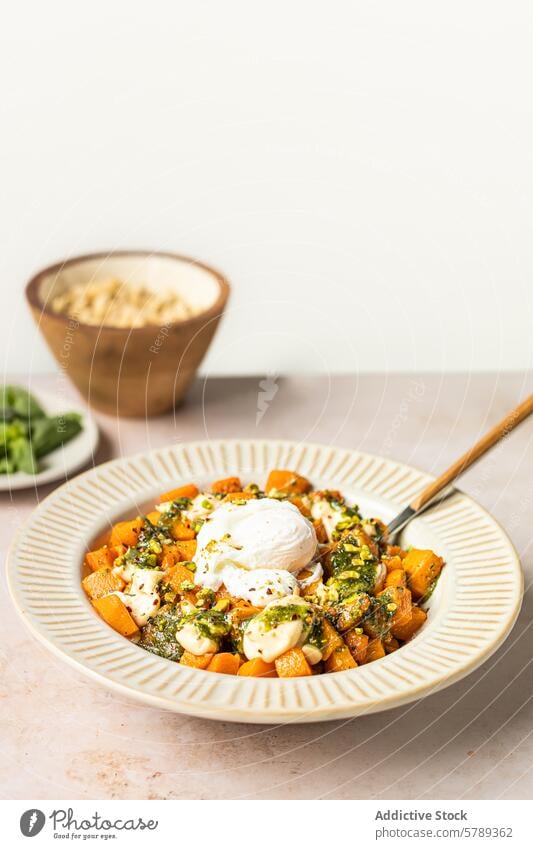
xmin=1 ymin=372 xmax=531 ymax=800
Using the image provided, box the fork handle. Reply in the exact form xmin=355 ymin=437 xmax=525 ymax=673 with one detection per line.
xmin=409 ymin=394 xmax=533 ymax=512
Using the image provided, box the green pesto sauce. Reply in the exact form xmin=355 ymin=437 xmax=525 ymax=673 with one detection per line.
xmin=325 ymin=591 xmax=371 ymax=632
xmin=363 ymin=594 xmax=395 ymax=638
xmin=260 ymin=602 xmax=314 ymax=632
xmin=227 ymin=618 xmax=246 ymax=654
xmin=123 ymin=496 xmax=197 ymax=570
xmin=138 ymin=605 xmax=184 ymax=661
xmin=190 ymin=608 xmax=231 ymax=641
xmin=155 ymin=497 xmax=192 ymax=534
xmin=122 ymin=514 xmax=174 ymax=570
xmin=329 ymin=535 xmax=376 ymax=578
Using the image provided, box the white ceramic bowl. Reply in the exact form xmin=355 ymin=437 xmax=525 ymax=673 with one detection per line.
xmin=7 ymin=439 xmax=523 ymax=723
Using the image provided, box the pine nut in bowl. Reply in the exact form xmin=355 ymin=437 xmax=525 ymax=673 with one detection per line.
xmin=25 ymin=251 xmax=230 ymax=417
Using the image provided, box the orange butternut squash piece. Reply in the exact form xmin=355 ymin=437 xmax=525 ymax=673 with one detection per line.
xmin=288 ymin=496 xmax=312 ymax=517
xmin=324 ymin=644 xmax=357 ymax=672
xmin=164 ymin=561 xmax=196 ymax=592
xmin=384 ymin=555 xmax=404 ymax=573
xmin=391 ymin=605 xmax=427 ymax=641
xmin=211 ymin=476 xmax=242 ymax=494
xmin=378 ymin=586 xmax=413 ymax=636
xmin=170 ymin=517 xmax=196 ymax=541
xmin=85 ymin=544 xmax=125 ymax=572
xmin=265 ymin=469 xmax=311 ymax=495
xmin=145 ymin=510 xmax=161 ymax=525
xmin=275 ymin=647 xmax=313 ymax=677
xmin=343 ymin=630 xmax=369 ymax=664
xmin=385 ymin=568 xmax=407 ymax=588
xmin=386 ymin=545 xmax=408 ymax=559
xmin=302 ymin=579 xmax=321 ymax=598
xmin=237 ymin=658 xmax=277 ymax=678
xmin=92 ymin=594 xmax=139 ymax=637
xmin=162 ymin=539 xmax=197 ymax=562
xmin=160 ymin=551 xmax=175 ymax=571
xmin=83 ymin=568 xmax=125 ymax=600
xmin=223 ymin=491 xmax=256 ymax=502
xmin=229 ymin=600 xmax=262 ymax=623
xmin=177 ymin=539 xmax=197 ymax=560
xmin=321 ymin=619 xmax=344 ymax=660
xmin=403 ymin=549 xmax=444 ymax=599
xmin=365 ymin=638 xmax=386 ymax=662
xmin=180 ymin=651 xmax=214 ymax=669
xmin=159 ymin=483 xmax=199 ymax=503
xmin=313 ymin=519 xmax=328 ymax=543
xmin=109 ymin=519 xmax=143 ymax=548
xmin=160 ymin=542 xmax=180 ymax=563
xmin=297 ymin=567 xmax=314 ymax=582
xmin=207 ymin=653 xmax=241 ymax=675
xmin=383 ymin=634 xmax=400 ymax=653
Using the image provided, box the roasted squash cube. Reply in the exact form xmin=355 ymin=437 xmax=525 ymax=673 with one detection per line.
xmin=237 ymin=658 xmax=277 ymax=678
xmin=324 ymin=644 xmax=357 ymax=672
xmin=85 ymin=544 xmax=125 ymax=572
xmin=275 ymin=648 xmax=313 ymax=677
xmin=206 ymin=653 xmax=241 ymax=675
xmin=211 ymin=476 xmax=242 ymax=494
xmin=265 ymin=469 xmax=311 ymax=495
xmin=109 ymin=519 xmax=143 ymax=548
xmin=343 ymin=629 xmax=369 ymax=664
xmin=391 ymin=605 xmax=427 ymax=641
xmin=365 ymin=638 xmax=386 ymax=662
xmin=180 ymin=651 xmax=214 ymax=669
xmin=403 ymin=549 xmax=444 ymax=599
xmin=159 ymin=483 xmax=199 ymax=503
xmin=92 ymin=594 xmax=139 ymax=637
xmin=82 ymin=568 xmax=125 ymax=600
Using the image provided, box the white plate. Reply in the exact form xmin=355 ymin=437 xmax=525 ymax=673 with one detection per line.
xmin=0 ymin=389 xmax=99 ymax=491
xmin=7 ymin=439 xmax=523 ymax=723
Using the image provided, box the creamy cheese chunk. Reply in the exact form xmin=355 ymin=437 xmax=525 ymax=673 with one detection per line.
xmin=192 ymin=498 xmax=317 ymax=606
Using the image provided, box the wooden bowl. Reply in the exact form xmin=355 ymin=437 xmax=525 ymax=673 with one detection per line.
xmin=25 ymin=251 xmax=230 ymax=417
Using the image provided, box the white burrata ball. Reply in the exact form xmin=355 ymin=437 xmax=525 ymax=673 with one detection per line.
xmin=193 ymin=498 xmax=317 ymax=597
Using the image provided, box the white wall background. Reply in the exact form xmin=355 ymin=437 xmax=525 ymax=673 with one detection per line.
xmin=2 ymin=0 xmax=533 ymax=376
